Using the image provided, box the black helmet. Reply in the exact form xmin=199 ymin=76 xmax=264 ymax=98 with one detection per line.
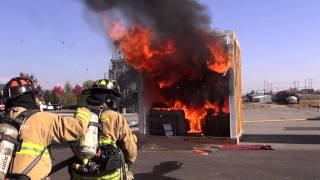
xmin=2 ymin=77 xmax=36 ymax=101
xmin=82 ymin=79 xmax=121 ymax=97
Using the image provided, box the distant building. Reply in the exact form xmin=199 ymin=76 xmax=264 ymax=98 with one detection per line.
xmin=108 ymin=51 xmax=128 ymax=80
xmin=300 ymin=89 xmax=315 ymax=94
xmin=108 ymin=51 xmax=140 ymax=113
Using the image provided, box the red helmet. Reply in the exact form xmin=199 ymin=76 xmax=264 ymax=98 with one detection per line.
xmin=2 ymin=77 xmax=36 ymax=101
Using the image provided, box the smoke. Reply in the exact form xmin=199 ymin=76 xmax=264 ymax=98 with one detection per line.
xmin=84 ymin=0 xmax=212 ymax=50
xmin=84 ymin=0 xmax=230 ymax=109
xmin=85 ymin=0 xmax=211 ymax=28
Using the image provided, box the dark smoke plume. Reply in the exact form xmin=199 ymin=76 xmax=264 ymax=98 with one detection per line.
xmin=84 ymin=0 xmax=229 ymax=109
xmin=85 ymin=0 xmax=212 ymax=50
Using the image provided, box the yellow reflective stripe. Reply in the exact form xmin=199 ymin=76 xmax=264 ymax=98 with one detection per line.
xmin=101 ymin=116 xmax=110 ymax=123
xmin=16 ymin=143 xmax=49 ymax=157
xmin=76 ymin=113 xmax=90 ymax=123
xmin=100 ymin=170 xmax=120 ymax=180
xmin=75 ymin=110 xmax=90 ymax=120
xmin=75 ymin=110 xmax=90 ymax=123
xmin=99 ymin=138 xmax=116 ymax=145
xmin=16 ymin=149 xmax=49 ymax=157
xmin=20 ymin=142 xmax=44 ymax=150
xmin=72 ymin=169 xmax=120 ymax=180
xmin=19 ymin=147 xmax=48 ymax=154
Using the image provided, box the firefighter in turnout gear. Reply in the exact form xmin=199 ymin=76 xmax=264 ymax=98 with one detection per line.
xmin=0 ymin=77 xmax=92 ymax=180
xmin=69 ymin=79 xmax=137 ymax=180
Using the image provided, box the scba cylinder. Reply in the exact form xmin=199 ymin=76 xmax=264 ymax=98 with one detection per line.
xmin=73 ymin=113 xmax=99 ymax=160
xmin=0 ymin=123 xmax=18 ymax=180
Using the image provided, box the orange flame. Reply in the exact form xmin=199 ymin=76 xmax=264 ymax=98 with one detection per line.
xmin=163 ymin=100 xmax=220 ymax=133
xmin=109 ymin=24 xmax=176 ymax=74
xmin=158 ymin=80 xmax=174 ymax=89
xmin=107 ymin=21 xmax=231 ymax=133
xmin=222 ymin=97 xmax=230 ymax=113
xmin=206 ymin=41 xmax=232 ymax=74
xmin=109 ymin=21 xmax=127 ymax=40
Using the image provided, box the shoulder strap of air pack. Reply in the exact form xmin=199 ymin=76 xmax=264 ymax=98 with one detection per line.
xmin=13 ymin=109 xmax=40 ymax=144
xmin=8 ymin=109 xmax=40 ymax=130
xmin=0 ymin=110 xmax=38 ymax=149
xmin=85 ymin=106 xmax=104 ymax=129
xmin=1 ymin=109 xmax=42 ymax=177
xmin=16 ymin=109 xmax=46 ymax=176
xmin=15 ymin=109 xmax=40 ymax=123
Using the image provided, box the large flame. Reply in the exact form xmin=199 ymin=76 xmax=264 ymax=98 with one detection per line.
xmin=155 ymin=100 xmax=220 ymax=133
xmin=109 ymin=24 xmax=176 ymax=74
xmin=107 ymin=21 xmax=231 ymax=133
xmin=206 ymin=41 xmax=232 ymax=74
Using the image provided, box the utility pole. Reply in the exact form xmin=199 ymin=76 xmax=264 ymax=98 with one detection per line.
xmin=293 ymin=81 xmax=299 ymax=90
xmin=304 ymin=79 xmax=307 ymax=90
xmin=308 ymin=79 xmax=312 ymax=90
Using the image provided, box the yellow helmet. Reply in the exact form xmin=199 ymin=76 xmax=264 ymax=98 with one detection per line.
xmin=82 ymin=79 xmax=121 ymax=97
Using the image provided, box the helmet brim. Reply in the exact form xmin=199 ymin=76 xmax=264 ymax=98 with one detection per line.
xmin=1 ymin=89 xmax=39 ymax=103
xmin=81 ymin=87 xmax=121 ymax=97
xmin=0 ymin=98 xmax=5 ymax=104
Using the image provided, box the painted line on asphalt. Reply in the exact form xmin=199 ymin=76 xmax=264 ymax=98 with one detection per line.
xmin=244 ymin=119 xmax=306 ymax=123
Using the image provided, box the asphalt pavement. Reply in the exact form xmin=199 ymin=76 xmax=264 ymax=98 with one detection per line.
xmin=49 ymin=105 xmax=320 ymax=180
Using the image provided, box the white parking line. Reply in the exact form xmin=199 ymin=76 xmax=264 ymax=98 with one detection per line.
xmin=244 ymin=119 xmax=306 ymax=123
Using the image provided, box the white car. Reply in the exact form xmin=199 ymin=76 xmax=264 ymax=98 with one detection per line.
xmin=286 ymin=96 xmax=298 ymax=104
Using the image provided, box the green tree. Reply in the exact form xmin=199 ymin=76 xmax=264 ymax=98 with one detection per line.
xmin=77 ymin=80 xmax=95 ymax=106
xmin=64 ymin=81 xmax=77 ymax=107
xmin=82 ymin=80 xmax=95 ymax=90
xmin=43 ymin=90 xmax=59 ymax=104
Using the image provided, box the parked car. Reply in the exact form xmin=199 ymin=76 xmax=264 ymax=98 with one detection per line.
xmin=286 ymin=96 xmax=298 ymax=104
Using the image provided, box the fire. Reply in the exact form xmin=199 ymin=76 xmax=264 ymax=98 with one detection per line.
xmin=158 ymin=100 xmax=220 ymax=133
xmin=206 ymin=41 xmax=232 ymax=74
xmin=109 ymin=21 xmax=127 ymax=40
xmin=109 ymin=24 xmax=176 ymax=74
xmin=107 ymin=20 xmax=231 ymax=133
xmin=222 ymin=97 xmax=230 ymax=113
xmin=158 ymin=80 xmax=174 ymax=89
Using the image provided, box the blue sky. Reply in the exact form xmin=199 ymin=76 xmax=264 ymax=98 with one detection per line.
xmin=0 ymin=0 xmax=319 ymax=92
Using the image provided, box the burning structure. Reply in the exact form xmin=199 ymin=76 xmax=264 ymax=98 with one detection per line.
xmin=85 ymin=0 xmax=243 ymax=141
xmin=138 ymin=30 xmax=242 ymax=141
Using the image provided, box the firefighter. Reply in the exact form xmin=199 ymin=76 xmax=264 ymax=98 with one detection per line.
xmin=69 ymin=79 xmax=137 ymax=180
xmin=1 ymin=77 xmax=92 ymax=179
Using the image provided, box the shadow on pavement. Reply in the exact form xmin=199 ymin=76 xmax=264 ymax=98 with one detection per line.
xmin=307 ymin=116 xmax=320 ymax=121
xmin=135 ymin=161 xmax=182 ymax=180
xmin=284 ymin=127 xmax=320 ymax=130
xmin=241 ymin=134 xmax=320 ymax=144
